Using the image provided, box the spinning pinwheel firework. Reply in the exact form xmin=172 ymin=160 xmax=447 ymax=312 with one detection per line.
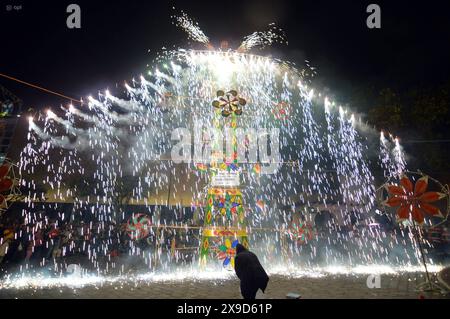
xmin=379 ymin=171 xmax=449 ymax=292
xmin=216 ymin=238 xmax=239 ymax=268
xmin=271 ymin=101 xmax=291 ymax=122
xmin=0 ymin=159 xmax=21 ymax=214
xmin=126 ymin=213 xmax=152 ymax=240
xmin=212 ymin=90 xmax=246 ymax=117
xmin=287 ymin=221 xmax=315 ymax=244
xmin=214 ymin=192 xmax=242 ymax=219
xmin=381 ymin=172 xmax=449 ymax=226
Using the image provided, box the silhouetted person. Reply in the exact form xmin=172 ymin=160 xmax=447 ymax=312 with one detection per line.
xmin=234 ymin=244 xmax=269 ymax=299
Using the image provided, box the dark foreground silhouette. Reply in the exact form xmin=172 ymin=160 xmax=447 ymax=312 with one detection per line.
xmin=234 ymin=244 xmax=269 ymax=299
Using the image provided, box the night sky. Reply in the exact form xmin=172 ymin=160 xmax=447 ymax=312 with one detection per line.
xmin=1 ymin=0 xmax=450 ymax=110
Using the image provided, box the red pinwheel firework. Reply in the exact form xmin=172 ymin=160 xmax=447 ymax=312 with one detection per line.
xmin=383 ymin=175 xmax=446 ymax=225
xmin=255 ymin=199 xmax=265 ymax=212
xmin=126 ymin=213 xmax=152 ymax=240
xmin=0 ymin=163 xmax=14 ymax=210
xmin=287 ymin=221 xmax=315 ymax=244
xmin=271 ymin=101 xmax=291 ymax=122
xmin=212 ymin=90 xmax=246 ymax=117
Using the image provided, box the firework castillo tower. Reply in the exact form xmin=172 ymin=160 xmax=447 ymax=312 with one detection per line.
xmin=199 ymin=90 xmax=248 ymax=268
xmin=15 ymin=10 xmax=428 ymax=280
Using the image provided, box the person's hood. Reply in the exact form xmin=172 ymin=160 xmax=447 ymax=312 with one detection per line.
xmin=235 ymin=243 xmax=247 ymax=254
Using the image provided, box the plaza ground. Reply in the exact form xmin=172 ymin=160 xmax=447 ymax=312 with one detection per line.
xmin=0 ymin=272 xmax=449 ymax=299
